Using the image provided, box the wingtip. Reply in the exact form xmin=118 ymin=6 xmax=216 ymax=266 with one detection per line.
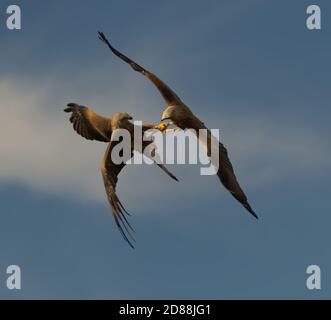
xmin=98 ymin=31 xmax=107 ymax=42
xmin=64 ymin=103 xmax=77 ymax=113
xmin=241 ymin=201 xmax=259 ymax=219
xmin=245 ymin=204 xmax=259 ymax=220
xmin=170 ymin=174 xmax=179 ymax=182
xmin=171 ymin=174 xmax=179 ymax=182
xmin=127 ymin=241 xmax=135 ymax=250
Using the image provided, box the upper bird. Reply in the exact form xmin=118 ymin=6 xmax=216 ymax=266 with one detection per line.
xmin=98 ymin=31 xmax=258 ymax=219
xmin=64 ymin=103 xmax=178 ymax=248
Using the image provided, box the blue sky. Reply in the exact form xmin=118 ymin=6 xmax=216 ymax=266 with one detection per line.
xmin=0 ymin=0 xmax=330 ymax=299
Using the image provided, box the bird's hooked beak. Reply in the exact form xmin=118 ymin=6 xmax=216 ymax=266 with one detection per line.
xmin=161 ymin=116 xmax=171 ymax=122
xmin=161 ymin=110 xmax=172 ymax=122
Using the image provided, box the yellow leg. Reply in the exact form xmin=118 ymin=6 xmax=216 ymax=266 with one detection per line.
xmin=154 ymin=122 xmax=181 ymax=134
xmin=154 ymin=122 xmax=168 ymax=133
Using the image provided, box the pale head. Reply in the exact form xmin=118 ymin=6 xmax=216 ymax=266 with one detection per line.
xmin=111 ymin=112 xmax=133 ymax=128
xmin=161 ymin=105 xmax=179 ymax=122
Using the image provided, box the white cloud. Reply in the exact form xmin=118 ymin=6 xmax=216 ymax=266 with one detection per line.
xmin=0 ymin=78 xmax=104 ymax=201
xmin=1 ymin=76 xmax=330 ymax=211
xmin=217 ymin=115 xmax=331 ymax=187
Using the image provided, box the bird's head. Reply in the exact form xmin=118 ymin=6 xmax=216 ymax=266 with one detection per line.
xmin=112 ymin=112 xmax=133 ymax=127
xmin=161 ymin=105 xmax=178 ymax=122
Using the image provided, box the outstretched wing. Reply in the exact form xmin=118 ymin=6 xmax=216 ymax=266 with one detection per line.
xmin=141 ymin=139 xmax=178 ymax=182
xmin=98 ymin=32 xmax=182 ymax=106
xmin=97 ymin=32 xmax=257 ymax=219
xmin=186 ymin=116 xmax=258 ymax=219
xmin=102 ymin=131 xmax=178 ymax=248
xmin=216 ymin=140 xmax=258 ymax=219
xmin=101 ymin=141 xmax=135 ymax=248
xmin=64 ymin=103 xmax=112 ymax=142
xmin=141 ymin=125 xmax=178 ymax=182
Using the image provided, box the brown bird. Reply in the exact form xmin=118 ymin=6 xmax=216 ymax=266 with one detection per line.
xmin=64 ymin=103 xmax=178 ymax=248
xmin=98 ymin=32 xmax=258 ymax=219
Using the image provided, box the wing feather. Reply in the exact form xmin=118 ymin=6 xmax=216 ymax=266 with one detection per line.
xmin=98 ymin=32 xmax=182 ymax=105
xmin=101 ymin=141 xmax=136 ymax=248
xmin=102 ymin=129 xmax=178 ymax=248
xmin=186 ymin=116 xmax=258 ymax=219
xmin=64 ymin=103 xmax=111 ymax=142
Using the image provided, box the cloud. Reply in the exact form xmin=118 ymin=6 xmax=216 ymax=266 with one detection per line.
xmin=0 ymin=77 xmax=103 ymax=202
xmin=0 ymin=74 xmax=187 ymax=207
xmin=1 ymin=73 xmax=330 ymax=209
xmin=214 ymin=114 xmax=331 ymax=187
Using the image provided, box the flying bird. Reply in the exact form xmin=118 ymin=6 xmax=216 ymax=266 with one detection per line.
xmin=98 ymin=31 xmax=258 ymax=219
xmin=64 ymin=103 xmax=178 ymax=248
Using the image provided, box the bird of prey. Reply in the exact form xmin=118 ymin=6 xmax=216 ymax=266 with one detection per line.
xmin=98 ymin=32 xmax=258 ymax=219
xmin=64 ymin=103 xmax=178 ymax=248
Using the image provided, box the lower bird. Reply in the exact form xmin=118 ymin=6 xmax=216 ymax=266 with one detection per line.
xmin=64 ymin=103 xmax=178 ymax=248
xmin=98 ymin=31 xmax=258 ymax=219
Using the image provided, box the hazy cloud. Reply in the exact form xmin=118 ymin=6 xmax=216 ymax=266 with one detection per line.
xmin=1 ymin=75 xmax=330 ymax=209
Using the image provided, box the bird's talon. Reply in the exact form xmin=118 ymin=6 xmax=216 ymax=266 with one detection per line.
xmin=155 ymin=122 xmax=169 ymax=133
